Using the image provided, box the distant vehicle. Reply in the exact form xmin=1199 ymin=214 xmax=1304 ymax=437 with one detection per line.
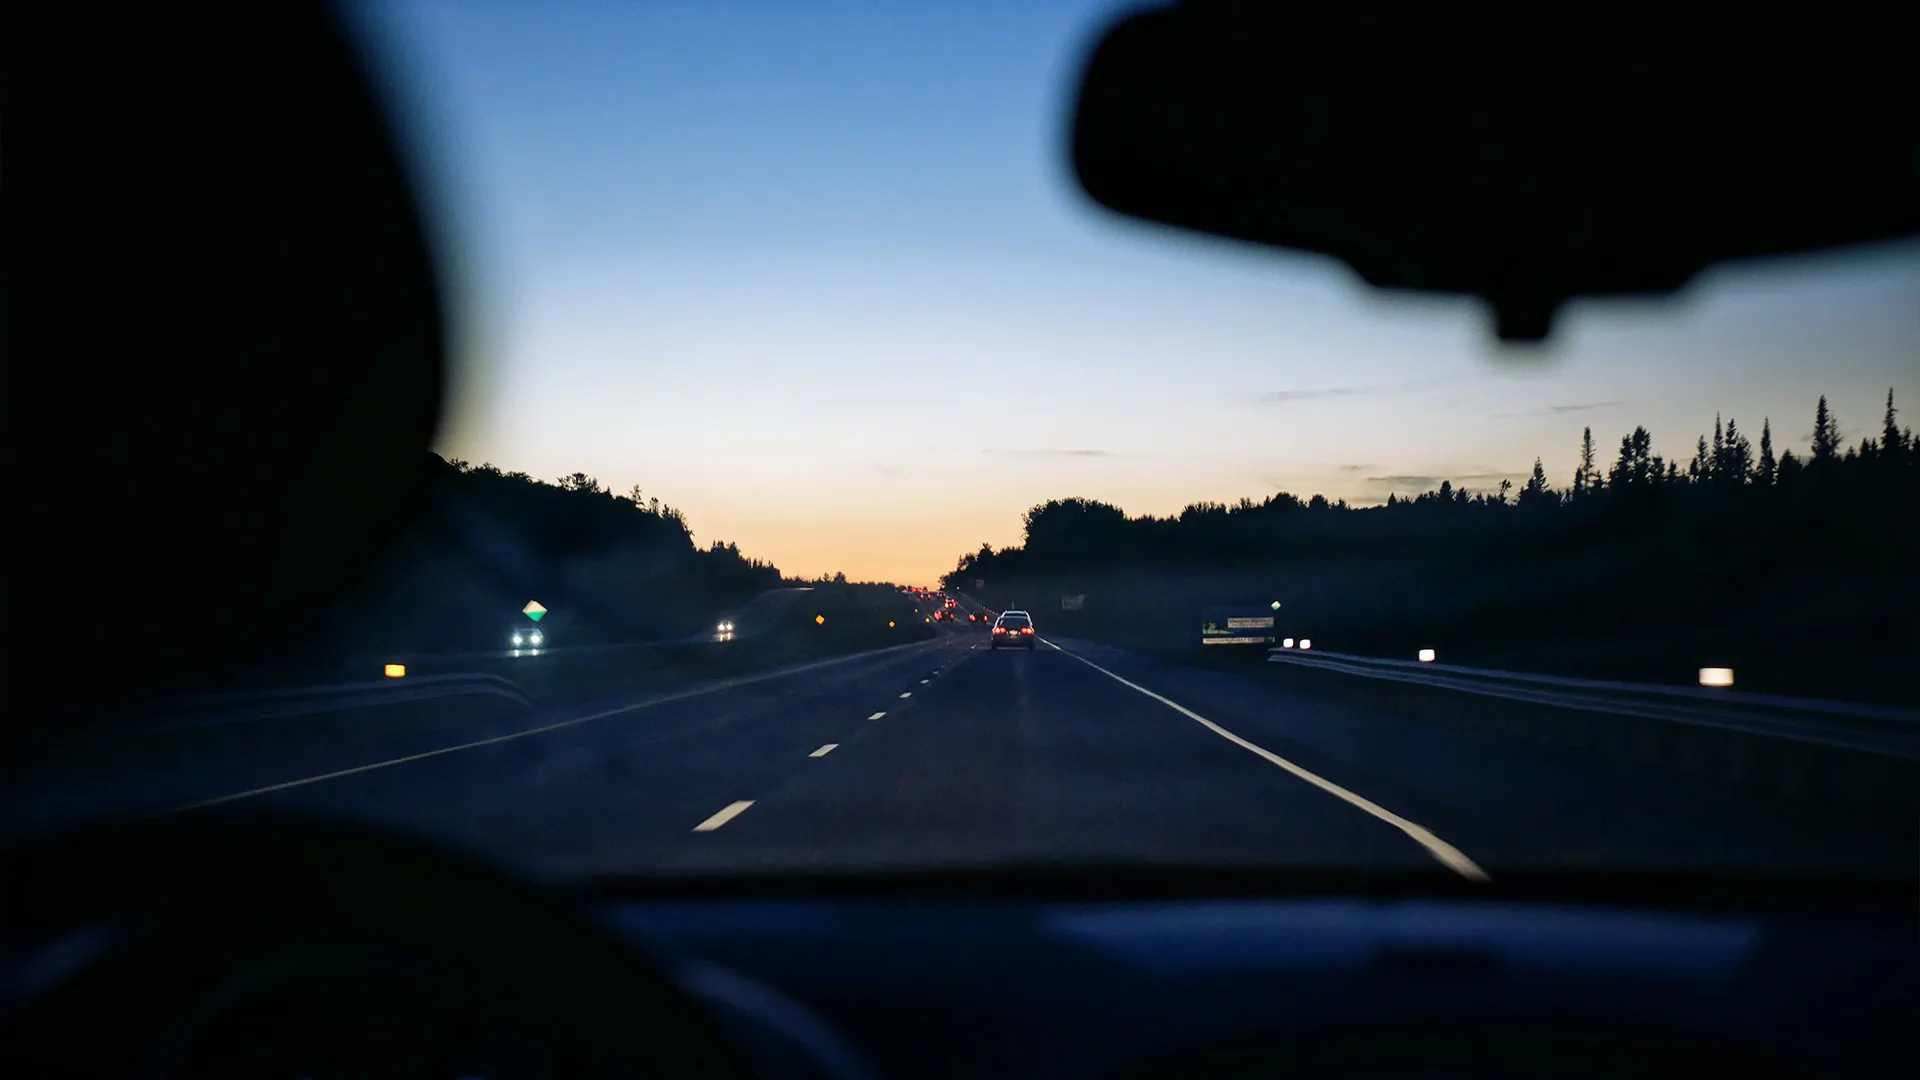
xmin=990 ymin=611 xmax=1036 ymax=649
xmin=509 ymin=626 xmax=545 ymax=649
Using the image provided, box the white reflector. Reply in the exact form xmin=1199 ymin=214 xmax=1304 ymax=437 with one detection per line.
xmin=1699 ymin=667 xmax=1734 ymax=687
xmin=1298 ymin=639 xmax=1312 ymax=650
xmin=1418 ymin=648 xmax=1436 ymax=662
xmin=1281 ymin=638 xmax=1294 ymax=648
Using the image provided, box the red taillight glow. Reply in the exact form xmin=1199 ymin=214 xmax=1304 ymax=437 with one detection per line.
xmin=993 ymin=627 xmax=1005 ymax=634
xmin=1021 ymin=627 xmax=1034 ymax=634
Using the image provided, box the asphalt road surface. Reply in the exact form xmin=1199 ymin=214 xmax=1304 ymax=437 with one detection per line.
xmin=36 ymin=618 xmax=1905 ymax=883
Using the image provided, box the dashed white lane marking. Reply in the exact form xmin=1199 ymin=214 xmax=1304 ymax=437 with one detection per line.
xmin=920 ymin=679 xmax=930 ymax=684
xmin=693 ymin=800 xmax=755 ymax=831
xmin=898 ymin=692 xmax=912 ymax=699
xmin=1043 ymin=638 xmax=1489 ymax=882
xmin=810 ymin=744 xmax=838 ymax=758
xmin=868 ymin=712 xmax=886 ymax=720
xmin=149 ymin=640 xmax=943 ymax=817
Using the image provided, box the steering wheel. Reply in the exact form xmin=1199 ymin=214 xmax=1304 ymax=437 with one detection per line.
xmin=1 ymin=810 xmax=756 ymax=1079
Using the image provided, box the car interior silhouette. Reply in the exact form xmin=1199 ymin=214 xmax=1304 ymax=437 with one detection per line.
xmin=7 ymin=3 xmax=1914 ymax=1079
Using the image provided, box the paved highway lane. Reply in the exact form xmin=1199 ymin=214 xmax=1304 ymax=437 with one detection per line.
xmin=1026 ymin=638 xmax=1913 ymax=873
xmin=163 ymin=627 xmax=1920 ymax=877
xmin=662 ymin=636 xmax=1449 ymax=875
xmin=12 ymin=624 xmax=1909 ymax=879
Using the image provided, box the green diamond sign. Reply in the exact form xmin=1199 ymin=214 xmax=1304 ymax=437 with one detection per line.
xmin=523 ymin=600 xmax=546 ymax=622
xmin=1270 ymin=601 xmax=1282 ymax=611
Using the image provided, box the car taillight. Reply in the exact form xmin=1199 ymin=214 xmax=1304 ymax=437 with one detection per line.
xmin=993 ymin=627 xmax=1005 ymax=634
xmin=1021 ymin=627 xmax=1033 ymax=634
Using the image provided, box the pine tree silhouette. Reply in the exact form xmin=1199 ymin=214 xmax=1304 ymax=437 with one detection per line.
xmin=1574 ymin=426 xmax=1599 ymax=495
xmin=1519 ymin=458 xmax=1553 ymax=506
xmin=1812 ymin=395 xmax=1841 ymax=463
xmin=1882 ymin=388 xmax=1903 ymax=462
xmin=1721 ymin=418 xmax=1752 ymax=487
xmin=1688 ymin=435 xmax=1711 ymax=483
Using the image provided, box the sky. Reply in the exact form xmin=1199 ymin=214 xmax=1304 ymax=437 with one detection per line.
xmin=345 ymin=0 xmax=1920 ymax=585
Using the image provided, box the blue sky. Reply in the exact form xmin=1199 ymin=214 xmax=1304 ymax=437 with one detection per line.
xmin=346 ymin=0 xmax=1920 ymax=584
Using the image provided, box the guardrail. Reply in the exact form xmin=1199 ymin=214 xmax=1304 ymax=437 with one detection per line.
xmin=1268 ymin=648 xmax=1920 ymax=761
xmin=138 ymin=672 xmax=533 ymax=732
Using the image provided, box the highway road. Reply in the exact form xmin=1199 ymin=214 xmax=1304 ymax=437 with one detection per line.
xmin=17 ymin=609 xmax=1908 ymax=883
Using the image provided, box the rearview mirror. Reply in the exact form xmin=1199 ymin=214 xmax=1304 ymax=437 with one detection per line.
xmin=1068 ymin=4 xmax=1918 ymax=342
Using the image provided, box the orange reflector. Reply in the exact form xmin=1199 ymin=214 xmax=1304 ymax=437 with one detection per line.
xmin=1699 ymin=667 xmax=1734 ymax=687
xmin=384 ymin=664 xmax=406 ymax=678
xmin=815 ymin=614 xmax=825 ymax=625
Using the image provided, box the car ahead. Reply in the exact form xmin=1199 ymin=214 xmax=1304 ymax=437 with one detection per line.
xmin=990 ymin=610 xmax=1036 ymax=649
xmin=508 ymin=625 xmax=545 ymax=649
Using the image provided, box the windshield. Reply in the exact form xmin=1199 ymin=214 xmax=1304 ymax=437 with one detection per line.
xmin=6 ymin=1 xmax=1914 ymax=886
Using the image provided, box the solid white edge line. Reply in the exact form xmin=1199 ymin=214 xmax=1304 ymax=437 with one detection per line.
xmin=693 ymin=800 xmax=754 ymax=831
xmin=1043 ymin=638 xmax=1489 ymax=882
xmin=152 ymin=639 xmax=941 ymax=817
xmin=810 ymin=743 xmax=838 ymax=757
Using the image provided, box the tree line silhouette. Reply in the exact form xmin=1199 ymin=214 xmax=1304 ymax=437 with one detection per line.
xmin=308 ymin=454 xmax=788 ymax=655
xmin=947 ymin=391 xmax=1913 ymax=575
xmin=942 ymin=391 xmax=1917 ymax=701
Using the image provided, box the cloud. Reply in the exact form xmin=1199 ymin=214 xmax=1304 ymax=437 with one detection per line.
xmin=1256 ymin=386 xmax=1376 ymax=404
xmin=984 ymin=448 xmax=1123 ymax=459
xmin=1254 ymin=375 xmax=1465 ymax=406
xmin=1489 ymin=399 xmax=1628 ymax=417
xmin=1364 ymin=471 xmax=1522 ymax=490
xmin=1337 ymin=463 xmax=1371 ymax=472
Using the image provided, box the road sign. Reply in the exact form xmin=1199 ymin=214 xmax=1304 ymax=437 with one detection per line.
xmin=815 ymin=614 xmax=826 ymax=625
xmin=1201 ymin=606 xmax=1275 ymax=646
xmin=1062 ymin=595 xmax=1085 ymax=611
xmin=523 ymin=600 xmax=546 ymax=622
xmin=1270 ymin=601 xmax=1282 ymax=611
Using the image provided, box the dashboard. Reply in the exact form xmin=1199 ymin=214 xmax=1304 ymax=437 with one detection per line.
xmin=2 ymin=815 xmax=1912 ymax=1079
xmin=617 ymin=890 xmax=1911 ymax=1080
